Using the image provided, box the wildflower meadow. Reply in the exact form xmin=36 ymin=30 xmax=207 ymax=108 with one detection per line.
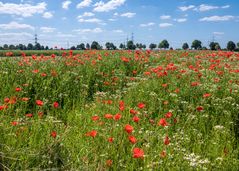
xmin=0 ymin=50 xmax=238 ymax=170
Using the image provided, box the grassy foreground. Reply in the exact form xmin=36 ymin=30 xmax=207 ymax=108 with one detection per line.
xmin=0 ymin=50 xmax=239 ymax=170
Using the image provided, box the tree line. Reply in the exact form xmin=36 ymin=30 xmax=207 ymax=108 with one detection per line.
xmin=1 ymin=40 xmax=239 ymax=51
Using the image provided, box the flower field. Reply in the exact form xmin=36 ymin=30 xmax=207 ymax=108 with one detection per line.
xmin=0 ymin=50 xmax=239 ymax=170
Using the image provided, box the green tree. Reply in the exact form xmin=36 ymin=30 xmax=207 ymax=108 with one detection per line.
xmin=19 ymin=44 xmax=24 ymax=50
xmin=27 ymin=43 xmax=34 ymax=50
xmin=158 ymin=40 xmax=169 ymax=49
xmin=227 ymin=41 xmax=236 ymax=51
xmin=45 ymin=46 xmax=49 ymax=50
xmin=127 ymin=41 xmax=136 ymax=50
xmin=9 ymin=44 xmax=15 ymax=50
xmin=34 ymin=43 xmax=41 ymax=50
xmin=70 ymin=46 xmax=76 ymax=50
xmin=79 ymin=43 xmax=86 ymax=50
xmin=142 ymin=44 xmax=146 ymax=49
xmin=182 ymin=43 xmax=189 ymax=50
xmin=119 ymin=43 xmax=125 ymax=49
xmin=191 ymin=40 xmax=202 ymax=50
xmin=215 ymin=44 xmax=221 ymax=50
xmin=91 ymin=41 xmax=101 ymax=50
xmin=3 ymin=44 xmax=9 ymax=49
xmin=209 ymin=42 xmax=220 ymax=51
xmin=105 ymin=42 xmax=111 ymax=50
xmin=136 ymin=43 xmax=143 ymax=49
xmin=237 ymin=42 xmax=239 ymax=48
xmin=86 ymin=43 xmax=90 ymax=50
xmin=149 ymin=43 xmax=157 ymax=50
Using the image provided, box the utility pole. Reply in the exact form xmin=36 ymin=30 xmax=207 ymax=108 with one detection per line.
xmin=212 ymin=34 xmax=215 ymax=43
xmin=131 ymin=32 xmax=134 ymax=43
xmin=34 ymin=34 xmax=38 ymax=45
xmin=67 ymin=41 xmax=69 ymax=49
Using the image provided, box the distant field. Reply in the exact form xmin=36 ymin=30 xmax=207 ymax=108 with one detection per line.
xmin=0 ymin=50 xmax=86 ymax=57
xmin=0 ymin=50 xmax=238 ymax=170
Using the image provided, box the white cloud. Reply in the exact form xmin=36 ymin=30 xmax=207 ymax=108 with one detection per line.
xmin=0 ymin=21 xmax=34 ymax=30
xmin=109 ymin=18 xmax=117 ymax=21
xmin=73 ymin=28 xmax=103 ymax=33
xmin=0 ymin=2 xmax=46 ymax=17
xmin=140 ymin=22 xmax=155 ymax=27
xmin=159 ymin=23 xmax=173 ymax=28
xmin=179 ymin=4 xmax=231 ymax=12
xmin=199 ymin=15 xmax=235 ymax=22
xmin=78 ymin=12 xmax=95 ymax=18
xmin=62 ymin=1 xmax=71 ymax=10
xmin=78 ymin=18 xmax=103 ymax=24
xmin=113 ymin=29 xmax=123 ymax=33
xmin=40 ymin=27 xmax=56 ymax=33
xmin=121 ymin=12 xmax=136 ymax=18
xmin=42 ymin=12 xmax=53 ymax=19
xmin=56 ymin=32 xmax=75 ymax=38
xmin=94 ymin=0 xmax=126 ymax=12
xmin=195 ymin=4 xmax=219 ymax=12
xmin=77 ymin=0 xmax=92 ymax=9
xmin=179 ymin=5 xmax=195 ymax=12
xmin=213 ymin=32 xmax=224 ymax=35
xmin=160 ymin=15 xmax=171 ymax=20
xmin=174 ymin=18 xmax=187 ymax=23
xmin=222 ymin=5 xmax=230 ymax=9
xmin=0 ymin=32 xmax=32 ymax=37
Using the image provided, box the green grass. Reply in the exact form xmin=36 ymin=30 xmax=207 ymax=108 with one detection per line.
xmin=0 ymin=50 xmax=238 ymax=170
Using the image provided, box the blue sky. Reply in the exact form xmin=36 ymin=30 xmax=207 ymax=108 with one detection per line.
xmin=0 ymin=0 xmax=239 ymax=49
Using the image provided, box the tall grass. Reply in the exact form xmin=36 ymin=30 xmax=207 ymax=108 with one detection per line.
xmin=0 ymin=50 xmax=238 ymax=170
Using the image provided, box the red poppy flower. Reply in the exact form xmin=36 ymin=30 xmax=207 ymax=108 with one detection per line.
xmin=132 ymin=116 xmax=140 ymax=123
xmin=106 ymin=159 xmax=113 ymax=167
xmin=164 ymin=136 xmax=170 ymax=145
xmin=11 ymin=121 xmax=19 ymax=126
xmin=4 ymin=98 xmax=10 ymax=103
xmin=125 ymin=124 xmax=133 ymax=134
xmin=165 ymin=112 xmax=173 ymax=119
xmin=41 ymin=73 xmax=47 ymax=77
xmin=92 ymin=116 xmax=100 ymax=121
xmin=51 ymin=131 xmax=57 ymax=138
xmin=203 ymin=93 xmax=211 ymax=98
xmin=38 ymin=112 xmax=44 ymax=118
xmin=21 ymin=97 xmax=29 ymax=101
xmin=36 ymin=100 xmax=44 ymax=106
xmin=104 ymin=114 xmax=113 ymax=119
xmin=158 ymin=118 xmax=168 ymax=127
xmin=53 ymin=102 xmax=59 ymax=108
xmin=114 ymin=113 xmax=122 ymax=120
xmin=132 ymin=148 xmax=144 ymax=158
xmin=196 ymin=106 xmax=204 ymax=112
xmin=128 ymin=135 xmax=137 ymax=144
xmin=0 ymin=105 xmax=8 ymax=110
xmin=15 ymin=87 xmax=22 ymax=92
xmin=32 ymin=69 xmax=39 ymax=73
xmin=138 ymin=102 xmax=145 ymax=109
xmin=25 ymin=113 xmax=33 ymax=118
xmin=130 ymin=109 xmax=138 ymax=115
xmin=160 ymin=150 xmax=166 ymax=158
xmin=191 ymin=82 xmax=200 ymax=87
xmin=86 ymin=130 xmax=97 ymax=138
xmin=119 ymin=100 xmax=125 ymax=111
xmin=108 ymin=137 xmax=114 ymax=143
